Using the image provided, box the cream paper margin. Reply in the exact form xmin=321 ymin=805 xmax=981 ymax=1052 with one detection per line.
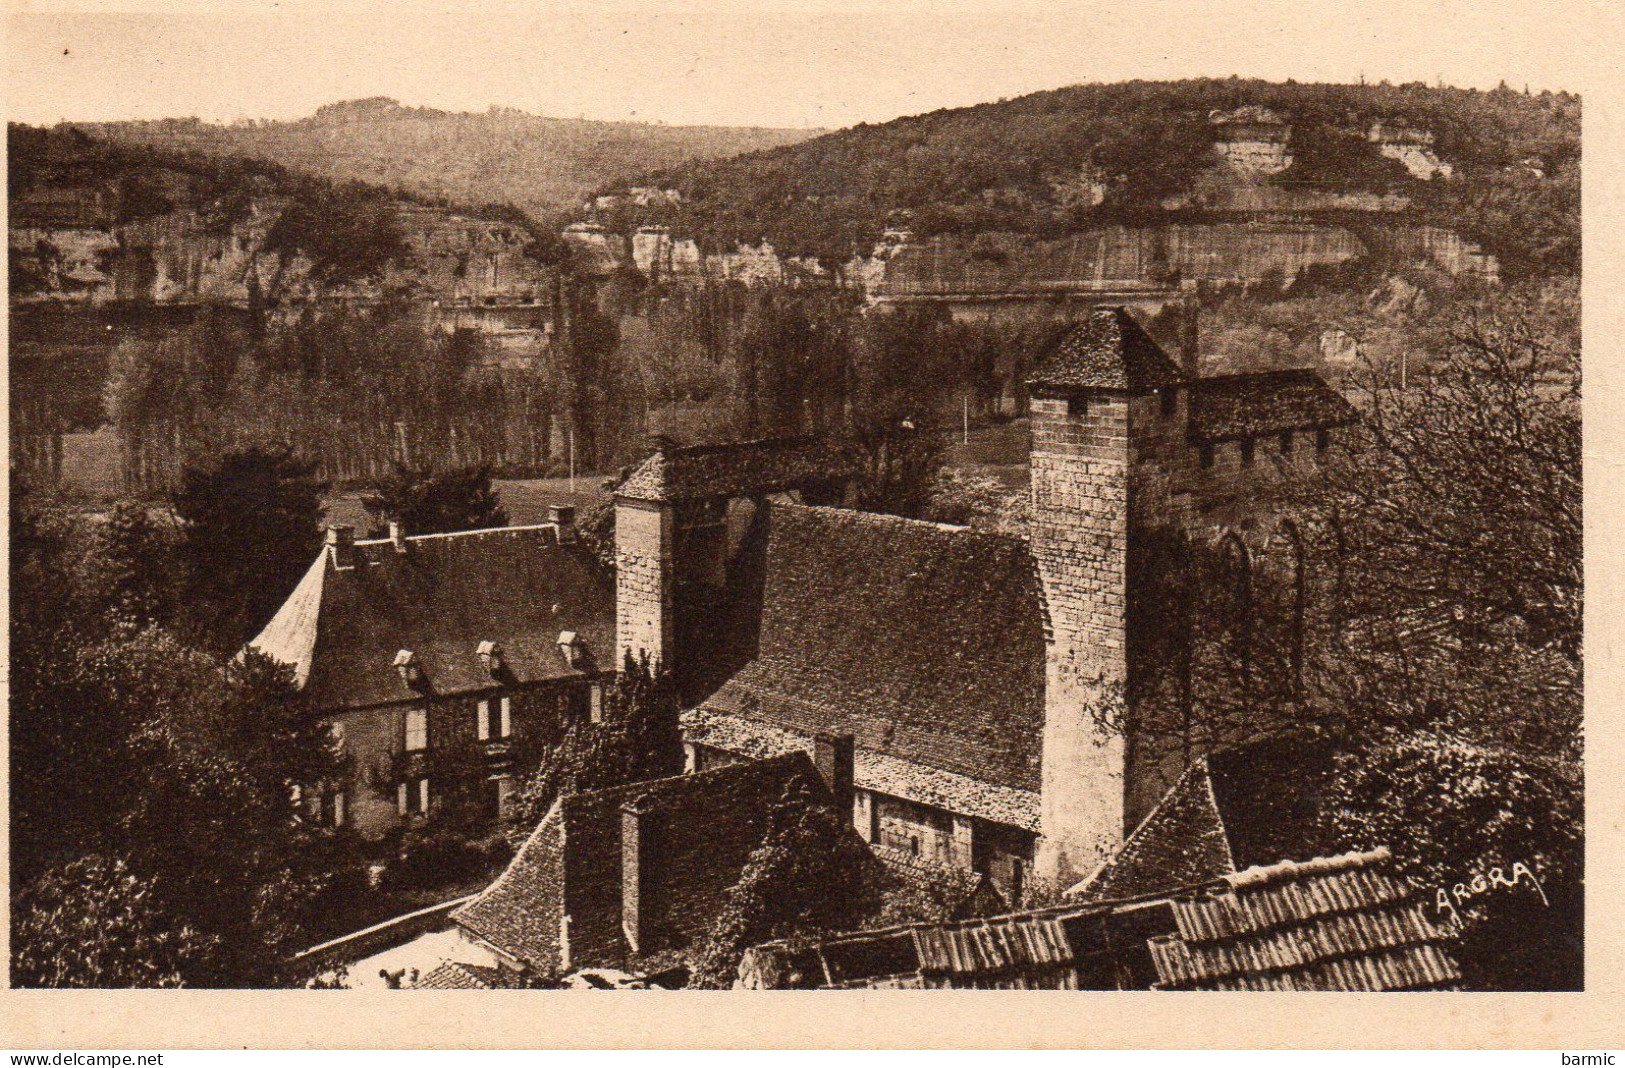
xmin=0 ymin=0 xmax=1620 ymax=1048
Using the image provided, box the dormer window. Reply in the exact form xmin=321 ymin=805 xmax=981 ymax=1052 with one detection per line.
xmin=558 ymin=631 xmax=584 ymax=668
xmin=477 ymin=640 xmax=504 ymax=676
xmin=393 ymin=649 xmax=425 ymax=689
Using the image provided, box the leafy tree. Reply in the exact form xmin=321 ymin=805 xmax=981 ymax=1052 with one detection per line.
xmin=172 ymin=445 xmax=326 ymax=653
xmin=688 ymin=776 xmax=885 ymax=988
xmin=80 ymin=500 xmax=176 ymax=632
xmin=262 ymin=184 xmax=409 ymax=285
xmin=514 ymin=654 xmax=682 ymax=825
xmin=362 ymin=461 xmax=509 ymax=537
xmin=12 ymin=856 xmax=216 ymax=988
xmin=1316 ymin=730 xmax=1582 ymax=990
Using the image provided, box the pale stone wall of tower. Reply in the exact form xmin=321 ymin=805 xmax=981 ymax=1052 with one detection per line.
xmin=1030 ymin=394 xmax=1133 ymax=884
xmin=615 ymin=498 xmax=675 ymax=670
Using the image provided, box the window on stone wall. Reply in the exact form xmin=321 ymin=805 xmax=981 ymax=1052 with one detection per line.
xmin=1067 ymin=396 xmax=1087 ymax=418
xmin=397 ymin=777 xmax=430 ymax=817
xmin=404 ymin=707 xmax=428 ymax=752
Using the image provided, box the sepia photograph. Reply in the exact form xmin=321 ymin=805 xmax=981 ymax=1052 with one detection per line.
xmin=0 ymin=0 xmax=1606 ymax=1047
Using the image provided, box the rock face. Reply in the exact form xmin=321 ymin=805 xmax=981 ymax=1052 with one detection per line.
xmin=1368 ymin=122 xmax=1454 ymax=180
xmin=1210 ymin=106 xmax=1294 ymax=176
xmin=9 ymin=193 xmax=552 ymax=306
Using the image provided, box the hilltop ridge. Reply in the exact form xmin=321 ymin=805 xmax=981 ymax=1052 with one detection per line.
xmin=78 ymin=98 xmax=822 ymax=221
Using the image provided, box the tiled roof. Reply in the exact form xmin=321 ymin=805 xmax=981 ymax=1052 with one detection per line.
xmin=246 ymin=524 xmax=615 ymax=710
xmin=694 ymin=503 xmax=1047 ymax=796
xmin=616 ymin=436 xmax=860 ymax=503
xmin=413 ymin=961 xmax=518 ymax=989
xmin=1148 ymin=848 xmax=1462 ymax=991
xmin=1187 ymin=369 xmax=1358 ymax=442
xmin=1028 ymin=307 xmax=1185 ymax=395
xmin=742 ymin=849 xmax=1461 ymax=991
xmin=453 ymin=753 xmax=834 ymax=974
xmin=1071 ymin=733 xmax=1339 ymax=902
xmin=742 ymin=896 xmax=1178 ymax=990
xmin=1071 ymin=761 xmax=1235 ymax=901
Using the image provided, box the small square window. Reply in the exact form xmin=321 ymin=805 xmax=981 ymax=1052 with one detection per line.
xmin=1066 ymin=396 xmax=1087 ymax=418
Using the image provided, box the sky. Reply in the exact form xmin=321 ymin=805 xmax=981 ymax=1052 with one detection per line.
xmin=4 ymin=0 xmax=1603 ymax=131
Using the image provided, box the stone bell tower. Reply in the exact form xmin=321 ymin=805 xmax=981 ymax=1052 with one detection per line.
xmin=1028 ymin=306 xmax=1188 ymax=884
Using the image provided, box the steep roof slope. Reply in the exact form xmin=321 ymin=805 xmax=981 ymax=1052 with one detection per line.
xmin=1028 ymin=306 xmax=1185 ymax=394
xmin=453 ymin=753 xmax=834 ymax=974
xmin=699 ymin=503 xmax=1047 ymax=793
xmin=246 ymin=524 xmax=615 ymax=710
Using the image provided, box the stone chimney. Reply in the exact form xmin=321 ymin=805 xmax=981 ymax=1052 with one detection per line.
xmin=389 ymin=520 xmax=408 ymax=552
xmin=813 ymin=732 xmax=855 ymax=820
xmin=476 ymin=640 xmax=504 ymax=676
xmin=1178 ymin=301 xmax=1201 ymax=379
xmin=620 ymin=798 xmax=653 ymax=956
xmin=550 ymin=505 xmax=577 ymax=543
xmin=327 ymin=525 xmax=356 ymax=570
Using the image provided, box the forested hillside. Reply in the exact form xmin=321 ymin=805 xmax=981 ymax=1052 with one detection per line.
xmin=608 ymin=78 xmax=1579 ymax=277
xmin=81 ymin=98 xmax=820 ymax=221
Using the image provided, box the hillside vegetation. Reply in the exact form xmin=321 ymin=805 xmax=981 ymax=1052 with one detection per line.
xmin=609 ymin=78 xmax=1578 ymax=277
xmin=81 ymin=98 xmax=821 ymax=221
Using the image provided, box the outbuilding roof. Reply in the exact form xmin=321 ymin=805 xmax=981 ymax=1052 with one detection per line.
xmin=616 ymin=436 xmax=859 ymax=503
xmin=741 ymin=848 xmax=1460 ymax=991
xmin=1187 ymin=369 xmax=1358 ymax=442
xmin=452 ymin=753 xmax=839 ymax=974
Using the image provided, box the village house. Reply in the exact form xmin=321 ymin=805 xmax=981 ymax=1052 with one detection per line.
xmin=247 ymin=511 xmax=616 ymax=837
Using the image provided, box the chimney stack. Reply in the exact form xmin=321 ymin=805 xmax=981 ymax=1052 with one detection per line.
xmin=813 ymin=732 xmax=856 ymax=821
xmin=620 ymin=798 xmax=653 ymax=956
xmin=389 ymin=520 xmax=407 ymax=552
xmin=550 ymin=505 xmax=577 ymax=543
xmin=327 ymin=525 xmax=356 ymax=570
xmin=1178 ymin=300 xmax=1201 ymax=379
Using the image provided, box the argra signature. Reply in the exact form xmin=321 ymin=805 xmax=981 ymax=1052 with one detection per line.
xmin=1433 ymin=860 xmax=1549 ymax=926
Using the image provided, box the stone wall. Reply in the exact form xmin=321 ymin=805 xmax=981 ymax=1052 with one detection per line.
xmin=1029 ymin=393 xmax=1131 ymax=883
xmin=615 ymin=499 xmax=676 ymax=669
